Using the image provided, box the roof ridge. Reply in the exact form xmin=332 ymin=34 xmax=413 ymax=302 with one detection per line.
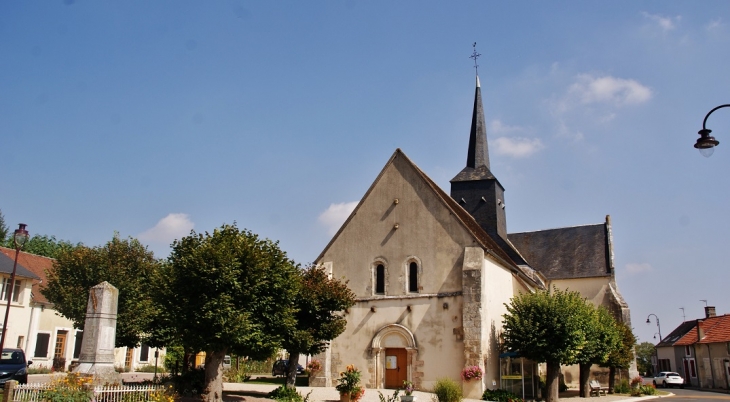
xmin=0 ymin=246 xmax=58 ymax=262
xmin=509 ymin=222 xmax=605 ymax=235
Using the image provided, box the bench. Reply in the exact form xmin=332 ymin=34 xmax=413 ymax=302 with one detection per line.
xmin=589 ymin=380 xmax=609 ymax=396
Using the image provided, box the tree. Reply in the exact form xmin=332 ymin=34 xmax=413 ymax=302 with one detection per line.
xmin=602 ymin=321 xmax=637 ymax=392
xmin=0 ymin=209 xmax=8 ymax=244
xmin=575 ymin=307 xmax=621 ymax=397
xmin=502 ymin=288 xmax=592 ymax=402
xmin=281 ymin=265 xmax=356 ymax=388
xmin=42 ymin=234 xmax=159 ymax=347
xmin=151 ymin=223 xmax=300 ymax=402
xmin=635 ymin=342 xmax=656 ymax=376
xmin=16 ymin=234 xmax=81 ymax=258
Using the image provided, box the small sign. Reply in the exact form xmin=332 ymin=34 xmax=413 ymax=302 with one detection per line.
xmin=502 ymin=375 xmax=522 ymax=380
xmin=386 ymin=356 xmax=397 ymax=369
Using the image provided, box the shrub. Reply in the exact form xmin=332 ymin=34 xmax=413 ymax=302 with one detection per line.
xmin=433 ymin=377 xmax=462 ymax=402
xmin=461 ymin=366 xmax=483 ymax=381
xmin=639 ymin=384 xmax=656 ymax=395
xmin=171 ymin=367 xmax=205 ymax=396
xmin=136 ymin=364 xmax=167 ymax=373
xmin=42 ymin=373 xmax=94 ymax=402
xmin=269 ymin=385 xmax=312 ymax=402
xmin=307 ymin=360 xmax=322 ymax=377
xmin=378 ymin=389 xmax=400 ymax=402
xmin=630 ymin=376 xmax=643 ymax=388
xmin=28 ymin=366 xmax=52 ymax=374
xmin=482 ymin=389 xmax=523 ymax=402
xmin=613 ymin=379 xmax=630 ymax=394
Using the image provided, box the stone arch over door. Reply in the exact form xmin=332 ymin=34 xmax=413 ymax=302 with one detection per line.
xmin=369 ymin=324 xmax=419 ymax=389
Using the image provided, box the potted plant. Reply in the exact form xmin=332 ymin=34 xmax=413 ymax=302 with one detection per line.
xmin=307 ymin=359 xmax=322 ymax=378
xmin=461 ymin=365 xmax=483 ymax=382
xmin=336 ymin=364 xmax=364 ymax=402
xmin=401 ymin=380 xmax=416 ymax=402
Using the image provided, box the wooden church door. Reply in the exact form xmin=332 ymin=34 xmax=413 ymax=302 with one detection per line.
xmin=384 ymin=348 xmax=407 ymax=389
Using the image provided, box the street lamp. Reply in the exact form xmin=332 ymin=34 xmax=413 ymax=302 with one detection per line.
xmin=0 ymin=224 xmax=30 ymax=353
xmin=694 ymin=104 xmax=730 ymax=157
xmin=646 ymin=313 xmax=662 ymax=342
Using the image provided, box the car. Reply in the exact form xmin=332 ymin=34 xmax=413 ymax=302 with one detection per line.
xmin=0 ymin=348 xmax=31 ymax=385
xmin=271 ymin=359 xmax=304 ymax=377
xmin=653 ymin=371 xmax=684 ymax=388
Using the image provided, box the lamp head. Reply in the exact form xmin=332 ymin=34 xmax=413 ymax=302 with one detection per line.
xmin=695 ymin=129 xmax=719 ymax=157
xmin=13 ymin=223 xmax=29 ymax=250
xmin=646 ymin=317 xmax=651 ymax=324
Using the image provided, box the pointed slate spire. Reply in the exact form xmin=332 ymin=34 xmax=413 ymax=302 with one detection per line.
xmin=467 ymin=76 xmax=489 ymax=170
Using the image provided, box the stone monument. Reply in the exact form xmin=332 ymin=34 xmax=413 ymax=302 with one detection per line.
xmin=73 ymin=281 xmax=122 ymax=384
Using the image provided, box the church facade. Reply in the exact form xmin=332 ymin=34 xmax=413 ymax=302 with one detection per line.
xmin=310 ymin=76 xmax=631 ymax=398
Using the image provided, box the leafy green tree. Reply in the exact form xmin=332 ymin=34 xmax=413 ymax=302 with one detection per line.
xmin=42 ymin=234 xmax=159 ymax=347
xmin=502 ymin=288 xmax=592 ymax=402
xmin=17 ymin=234 xmax=81 ymax=258
xmin=575 ymin=307 xmax=622 ymax=397
xmin=602 ymin=322 xmax=637 ymax=392
xmin=281 ymin=265 xmax=356 ymax=388
xmin=151 ymin=223 xmax=300 ymax=402
xmin=0 ymin=209 xmax=8 ymax=244
xmin=635 ymin=342 xmax=656 ymax=376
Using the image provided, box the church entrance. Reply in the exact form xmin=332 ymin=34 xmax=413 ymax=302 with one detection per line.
xmin=384 ymin=348 xmax=407 ymax=389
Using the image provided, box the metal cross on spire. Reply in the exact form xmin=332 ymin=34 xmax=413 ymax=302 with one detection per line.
xmin=470 ymin=42 xmax=481 ymax=76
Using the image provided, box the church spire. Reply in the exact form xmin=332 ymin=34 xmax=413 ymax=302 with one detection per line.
xmin=466 ymin=75 xmax=490 ymax=170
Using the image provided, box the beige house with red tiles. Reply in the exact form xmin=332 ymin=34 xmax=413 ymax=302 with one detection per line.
xmin=309 ymin=75 xmax=633 ymax=398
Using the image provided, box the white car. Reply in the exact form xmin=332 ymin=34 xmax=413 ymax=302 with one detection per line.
xmin=653 ymin=371 xmax=684 ymax=388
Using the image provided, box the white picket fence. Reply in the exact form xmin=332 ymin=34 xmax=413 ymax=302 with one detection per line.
xmin=8 ymin=382 xmax=164 ymax=402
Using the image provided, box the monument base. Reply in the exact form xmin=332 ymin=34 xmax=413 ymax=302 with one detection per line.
xmin=73 ymin=363 xmax=122 ymax=385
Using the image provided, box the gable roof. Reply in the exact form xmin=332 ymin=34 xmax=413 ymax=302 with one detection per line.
xmin=508 ymin=221 xmax=613 ymax=280
xmin=0 ymin=248 xmax=40 ymax=280
xmin=315 ymin=149 xmax=545 ymax=289
xmin=674 ymin=314 xmax=730 ymax=346
xmin=0 ymin=247 xmax=51 ymax=305
xmin=656 ymin=320 xmax=698 ymax=347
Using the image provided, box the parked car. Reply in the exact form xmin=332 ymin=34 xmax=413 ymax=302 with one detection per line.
xmin=0 ymin=348 xmax=31 ymax=385
xmin=271 ymin=359 xmax=304 ymax=377
xmin=653 ymin=371 xmax=684 ymax=388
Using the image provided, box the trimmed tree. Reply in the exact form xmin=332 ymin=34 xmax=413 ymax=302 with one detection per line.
xmin=281 ymin=264 xmax=356 ymax=388
xmin=635 ymin=342 xmax=656 ymax=376
xmin=602 ymin=321 xmax=637 ymax=392
xmin=152 ymin=223 xmax=300 ymax=402
xmin=502 ymin=288 xmax=593 ymax=402
xmin=575 ymin=307 xmax=622 ymax=397
xmin=42 ymin=235 xmax=159 ymax=347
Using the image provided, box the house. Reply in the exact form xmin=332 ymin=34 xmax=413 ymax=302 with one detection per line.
xmin=658 ymin=306 xmax=730 ymax=389
xmin=309 ymin=75 xmax=633 ymax=398
xmin=0 ymin=246 xmax=163 ymax=372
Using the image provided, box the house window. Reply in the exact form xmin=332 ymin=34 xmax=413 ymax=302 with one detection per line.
xmin=139 ymin=344 xmax=150 ymax=362
xmin=408 ymin=262 xmax=418 ymax=293
xmin=689 ymin=359 xmax=697 ymax=378
xmin=17 ymin=336 xmax=24 ymax=349
xmin=375 ymin=264 xmax=385 ymax=294
xmin=658 ymin=358 xmax=671 ymax=372
xmin=685 ymin=346 xmax=691 ymax=356
xmin=73 ymin=331 xmax=83 ymax=359
xmin=1 ymin=278 xmax=22 ymax=302
xmin=34 ymin=333 xmax=51 ymax=358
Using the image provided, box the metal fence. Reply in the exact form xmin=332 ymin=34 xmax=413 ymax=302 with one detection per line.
xmin=6 ymin=382 xmax=164 ymax=402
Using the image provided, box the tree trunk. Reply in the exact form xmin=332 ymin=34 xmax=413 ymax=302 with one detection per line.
xmin=202 ymin=349 xmax=227 ymax=402
xmin=579 ymin=363 xmax=591 ymax=398
xmin=286 ymin=352 xmax=300 ymax=389
xmin=183 ymin=351 xmax=193 ymax=374
xmin=545 ymin=361 xmax=561 ymax=402
xmin=608 ymin=367 xmax=616 ymax=394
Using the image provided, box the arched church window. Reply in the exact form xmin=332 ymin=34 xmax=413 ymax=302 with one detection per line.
xmin=408 ymin=262 xmax=418 ymax=293
xmin=375 ymin=264 xmax=385 ymax=294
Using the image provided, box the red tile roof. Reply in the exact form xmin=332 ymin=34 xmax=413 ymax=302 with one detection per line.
xmin=0 ymin=247 xmax=53 ymax=305
xmin=674 ymin=314 xmax=730 ymax=346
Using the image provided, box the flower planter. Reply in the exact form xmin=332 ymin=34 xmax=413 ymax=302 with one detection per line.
xmin=340 ymin=393 xmax=351 ymax=402
xmin=401 ymin=396 xmax=417 ymax=402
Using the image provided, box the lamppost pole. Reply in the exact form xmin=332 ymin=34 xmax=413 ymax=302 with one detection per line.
xmin=646 ymin=313 xmax=662 ymax=342
xmin=694 ymin=104 xmax=730 ymax=157
xmin=0 ymin=224 xmax=29 ymax=353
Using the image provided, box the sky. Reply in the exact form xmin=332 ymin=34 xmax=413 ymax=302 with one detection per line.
xmin=2 ymin=1 xmax=729 ymax=346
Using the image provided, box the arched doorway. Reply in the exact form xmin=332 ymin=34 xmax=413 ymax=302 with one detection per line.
xmin=370 ymin=324 xmax=417 ymax=389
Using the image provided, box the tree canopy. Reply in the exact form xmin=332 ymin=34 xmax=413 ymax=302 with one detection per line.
xmin=635 ymin=342 xmax=656 ymax=376
xmin=281 ymin=264 xmax=356 ymax=388
xmin=0 ymin=209 xmax=8 ymax=244
xmin=14 ymin=234 xmax=81 ymax=258
xmin=575 ymin=306 xmax=622 ymax=397
xmin=42 ymin=234 xmax=159 ymax=348
xmin=151 ymin=223 xmax=300 ymax=402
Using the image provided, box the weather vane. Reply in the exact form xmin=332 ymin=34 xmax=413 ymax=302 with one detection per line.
xmin=470 ymin=42 xmax=481 ymax=76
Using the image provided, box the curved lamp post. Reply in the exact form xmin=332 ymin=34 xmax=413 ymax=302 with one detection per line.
xmin=695 ymin=104 xmax=730 ymax=157
xmin=646 ymin=313 xmax=662 ymax=342
xmin=0 ymin=224 xmax=30 ymax=353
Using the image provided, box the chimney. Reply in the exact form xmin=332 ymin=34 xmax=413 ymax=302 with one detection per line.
xmin=705 ymin=306 xmax=716 ymax=318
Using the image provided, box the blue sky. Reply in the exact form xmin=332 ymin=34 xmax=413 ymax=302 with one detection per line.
xmin=2 ymin=1 xmax=729 ymax=345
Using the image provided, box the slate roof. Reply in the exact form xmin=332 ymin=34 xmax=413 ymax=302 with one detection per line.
xmin=0 ymin=248 xmax=40 ymax=280
xmin=508 ymin=223 xmax=612 ymax=280
xmin=656 ymin=320 xmax=698 ymax=347
xmin=0 ymin=247 xmax=51 ymax=304
xmin=452 ymin=76 xmax=492 ymax=182
xmin=674 ymin=314 xmax=730 ymax=346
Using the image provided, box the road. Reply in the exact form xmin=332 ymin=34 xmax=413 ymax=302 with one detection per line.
xmin=659 ymin=388 xmax=730 ymax=402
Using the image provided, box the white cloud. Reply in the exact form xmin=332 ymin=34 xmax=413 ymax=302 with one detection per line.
xmin=318 ymin=201 xmax=358 ymax=235
xmin=706 ymin=18 xmax=723 ymax=32
xmin=641 ymin=12 xmax=680 ymax=32
xmin=138 ymin=213 xmax=195 ymax=244
xmin=492 ymin=137 xmax=544 ymax=158
xmin=625 ymin=262 xmax=653 ymax=275
xmin=568 ymin=74 xmax=652 ymax=107
xmin=489 ymin=119 xmax=526 ymax=135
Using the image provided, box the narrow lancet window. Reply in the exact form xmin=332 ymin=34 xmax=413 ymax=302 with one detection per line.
xmin=408 ymin=262 xmax=418 ymax=293
xmin=375 ymin=264 xmax=385 ymax=294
